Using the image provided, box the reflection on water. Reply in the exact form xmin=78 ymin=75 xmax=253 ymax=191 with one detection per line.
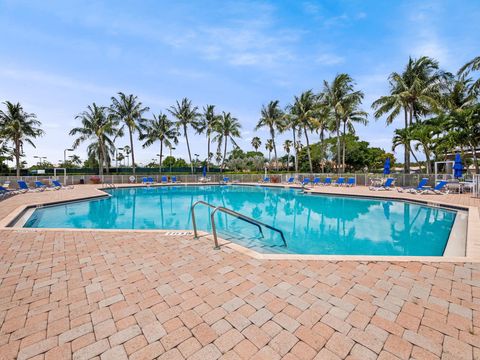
xmin=25 ymin=185 xmax=456 ymax=256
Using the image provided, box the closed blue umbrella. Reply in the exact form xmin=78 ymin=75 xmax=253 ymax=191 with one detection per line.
xmin=453 ymin=153 xmax=463 ymax=178
xmin=202 ymin=165 xmax=207 ymax=177
xmin=383 ymin=158 xmax=391 ymax=175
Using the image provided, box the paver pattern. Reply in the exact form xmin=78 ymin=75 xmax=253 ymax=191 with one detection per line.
xmin=0 ymin=186 xmax=479 ymax=359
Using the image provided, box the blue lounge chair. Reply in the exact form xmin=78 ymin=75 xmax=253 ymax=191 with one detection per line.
xmin=333 ymin=177 xmax=345 ymax=186
xmin=370 ymin=177 xmax=395 ymax=191
xmin=260 ymin=177 xmax=270 ymax=183
xmin=142 ymin=177 xmax=148 ymax=184
xmin=35 ymin=181 xmax=56 ymax=190
xmin=302 ymin=178 xmax=310 ymax=186
xmin=222 ymin=177 xmax=230 ymax=184
xmin=284 ymin=177 xmax=294 ymax=184
xmin=323 ymin=177 xmax=332 ymax=186
xmin=346 ymin=177 xmax=355 ymax=187
xmin=171 ymin=176 xmax=180 ymax=183
xmin=17 ymin=180 xmax=39 ymax=192
xmin=0 ymin=186 xmax=19 ymax=199
xmin=398 ymin=178 xmax=429 ymax=193
xmin=313 ymin=177 xmax=321 ymax=186
xmin=51 ymin=180 xmax=73 ymax=189
xmin=161 ymin=176 xmax=168 ymax=183
xmin=421 ymin=180 xmax=449 ymax=195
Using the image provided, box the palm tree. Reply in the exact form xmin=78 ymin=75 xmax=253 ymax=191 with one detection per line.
xmin=251 ymin=136 xmax=262 ymax=152
xmin=411 ymin=124 xmax=436 ymax=173
xmin=0 ymin=101 xmax=44 ymax=176
xmin=256 ymin=100 xmax=284 ymax=171
xmin=322 ymin=74 xmax=365 ymax=173
xmin=289 ymin=90 xmax=318 ymax=173
xmin=70 ymin=154 xmax=82 ymax=166
xmin=110 ymin=92 xmax=149 ymax=174
xmin=168 ymin=98 xmax=199 ymax=173
xmin=265 ymin=139 xmax=274 ymax=165
xmin=70 ymin=103 xmax=118 ymax=175
xmin=139 ymin=112 xmax=179 ymax=173
xmin=283 ymin=112 xmax=301 ymax=173
xmin=213 ymin=112 xmax=241 ymax=172
xmin=197 ymin=105 xmax=220 ymax=171
xmin=283 ymin=140 xmax=293 ymax=171
xmin=458 ymin=56 xmax=480 ymax=94
xmin=372 ymin=56 xmax=442 ymax=173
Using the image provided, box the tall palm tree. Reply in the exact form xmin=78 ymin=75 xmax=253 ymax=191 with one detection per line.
xmin=256 ymin=100 xmax=284 ymax=171
xmin=70 ymin=103 xmax=119 ymax=175
xmin=283 ymin=140 xmax=293 ymax=171
xmin=411 ymin=124 xmax=436 ymax=173
xmin=251 ymin=136 xmax=261 ymax=152
xmin=139 ymin=112 xmax=179 ymax=173
xmin=110 ymin=92 xmax=149 ymax=174
xmin=283 ymin=112 xmax=301 ymax=173
xmin=0 ymin=101 xmax=44 ymax=176
xmin=265 ymin=139 xmax=274 ymax=164
xmin=289 ymin=90 xmax=319 ymax=173
xmin=197 ymin=105 xmax=220 ymax=171
xmin=322 ymin=74 xmax=364 ymax=173
xmin=168 ymin=98 xmax=199 ymax=173
xmin=213 ymin=112 xmax=241 ymax=172
xmin=372 ymin=56 xmax=442 ymax=173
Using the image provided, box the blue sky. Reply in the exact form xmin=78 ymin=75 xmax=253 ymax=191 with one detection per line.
xmin=1 ymin=0 xmax=479 ymax=166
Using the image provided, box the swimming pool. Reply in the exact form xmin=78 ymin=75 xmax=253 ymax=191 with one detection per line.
xmin=23 ymin=185 xmax=457 ymax=256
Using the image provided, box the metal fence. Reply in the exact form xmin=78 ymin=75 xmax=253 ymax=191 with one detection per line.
xmin=0 ymin=172 xmax=452 ymax=188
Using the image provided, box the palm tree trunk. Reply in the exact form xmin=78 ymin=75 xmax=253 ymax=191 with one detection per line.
xmin=287 ymin=152 xmax=290 ymax=171
xmin=342 ymin=121 xmax=346 ymax=173
xmin=320 ymin=129 xmax=325 ymax=173
xmin=207 ymin=135 xmax=210 ymax=172
xmin=293 ymin=127 xmax=298 ymax=173
xmin=336 ymin=116 xmax=341 ymax=174
xmin=15 ymin=139 xmax=20 ymax=177
xmin=222 ymin=137 xmax=228 ymax=171
xmin=98 ymin=142 xmax=105 ymax=176
xmin=469 ymin=142 xmax=479 ymax=174
xmin=159 ymin=141 xmax=163 ymax=174
xmin=304 ymin=127 xmax=313 ymax=174
xmin=128 ymin=127 xmax=135 ymax=174
xmin=404 ymin=107 xmax=410 ymax=173
xmin=184 ymin=125 xmax=193 ymax=174
xmin=271 ymin=128 xmax=278 ymax=171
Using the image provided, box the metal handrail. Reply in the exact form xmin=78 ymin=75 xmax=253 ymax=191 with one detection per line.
xmin=192 ymin=201 xmax=263 ymax=239
xmin=191 ymin=200 xmax=287 ymax=250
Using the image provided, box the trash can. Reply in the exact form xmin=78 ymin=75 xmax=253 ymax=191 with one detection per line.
xmin=79 ymin=179 xmax=85 ymax=185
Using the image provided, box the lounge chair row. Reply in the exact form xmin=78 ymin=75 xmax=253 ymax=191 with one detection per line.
xmin=281 ymin=177 xmax=356 ymax=187
xmin=142 ymin=176 xmax=180 ymax=184
xmin=0 ymin=180 xmax=73 ymax=199
xmin=369 ymin=177 xmax=448 ymax=195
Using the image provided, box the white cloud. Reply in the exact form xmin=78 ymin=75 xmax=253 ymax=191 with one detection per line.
xmin=316 ymin=53 xmax=345 ymax=66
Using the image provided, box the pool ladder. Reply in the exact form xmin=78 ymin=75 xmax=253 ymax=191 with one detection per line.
xmin=191 ymin=200 xmax=287 ymax=250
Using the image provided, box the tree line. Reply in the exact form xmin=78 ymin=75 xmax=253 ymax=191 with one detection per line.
xmin=1 ymin=55 xmax=479 ymax=176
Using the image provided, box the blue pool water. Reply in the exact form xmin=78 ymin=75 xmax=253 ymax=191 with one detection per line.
xmin=24 ymin=185 xmax=456 ymax=256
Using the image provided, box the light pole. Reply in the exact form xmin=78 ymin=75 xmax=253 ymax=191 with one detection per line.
xmin=169 ymin=147 xmax=175 ymax=173
xmin=64 ymin=148 xmax=73 ymax=164
xmin=194 ymin=153 xmax=199 ymax=173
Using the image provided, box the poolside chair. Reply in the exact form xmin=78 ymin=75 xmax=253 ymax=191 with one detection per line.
xmin=284 ymin=177 xmax=294 ymax=184
xmin=369 ymin=177 xmax=395 ymax=191
xmin=161 ymin=176 xmax=168 ymax=183
xmin=397 ymin=178 xmax=429 ymax=194
xmin=322 ymin=177 xmax=332 ymax=186
xmin=421 ymin=180 xmax=449 ymax=195
xmin=260 ymin=177 xmax=270 ymax=183
xmin=142 ymin=177 xmax=148 ymax=184
xmin=35 ymin=181 xmax=57 ymax=191
xmin=333 ymin=177 xmax=345 ymax=186
xmin=302 ymin=178 xmax=310 ymax=186
xmin=221 ymin=177 xmax=230 ymax=184
xmin=312 ymin=177 xmax=321 ymax=186
xmin=17 ymin=180 xmax=40 ymax=192
xmin=51 ymin=180 xmax=73 ymax=189
xmin=346 ymin=177 xmax=356 ymax=187
xmin=0 ymin=185 xmax=20 ymax=199
xmin=171 ymin=176 xmax=181 ymax=183
xmin=147 ymin=177 xmax=156 ymax=184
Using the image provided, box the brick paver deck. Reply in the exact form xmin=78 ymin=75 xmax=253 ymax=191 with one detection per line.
xmin=0 ymin=185 xmax=479 ymax=359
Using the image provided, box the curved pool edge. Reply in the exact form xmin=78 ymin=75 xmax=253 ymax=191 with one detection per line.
xmin=2 ymin=183 xmax=478 ymax=262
